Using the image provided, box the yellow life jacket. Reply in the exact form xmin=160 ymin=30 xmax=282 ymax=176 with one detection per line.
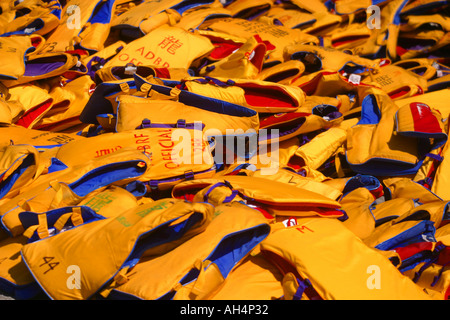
xmin=400 ymin=14 xmax=450 ymax=32
xmin=0 ymin=35 xmax=37 ymax=81
xmin=394 ymin=88 xmax=450 ymax=119
xmin=79 ymin=78 xmax=141 ymax=124
xmin=261 ymin=6 xmax=318 ymax=30
xmin=0 ymin=125 xmax=85 ymax=150
xmin=172 ymin=175 xmax=344 ymax=219
xmin=0 ymin=193 xmax=117 ymax=299
xmin=32 ymin=75 xmax=95 ymax=132
xmin=198 ymin=17 xmax=319 ymax=65
xmin=284 ymin=44 xmax=379 ymax=76
xmin=7 ymin=84 xmax=54 ymax=129
xmin=346 ymin=91 xmax=447 ymax=176
xmin=178 ymin=76 xmax=305 ymax=113
xmin=291 ymin=69 xmax=376 ymax=98
xmin=323 ymin=21 xmax=373 ymax=53
xmin=338 ymin=187 xmax=377 ymax=239
xmin=392 ymin=200 xmax=450 ymax=230
xmin=327 ymin=0 xmax=408 ymax=59
xmin=53 ymin=126 xmax=215 ymax=190
xmin=43 ymin=0 xmax=117 ymax=53
xmin=363 ymin=219 xmax=437 ymax=251
xmin=395 ymin=28 xmax=450 ymax=61
xmin=403 ymin=261 xmax=450 ymax=300
xmin=205 ymin=163 xmax=341 ymax=202
xmin=175 ymin=6 xmax=232 ymax=31
xmin=370 ymin=197 xmax=418 ymax=226
xmin=327 ymin=173 xmax=384 ymax=197
xmin=435 ymin=223 xmax=450 ymax=246
xmin=0 ymin=0 xmax=61 ymax=37
xmin=2 ymin=52 xmax=82 ymax=88
xmin=82 ymin=40 xmax=127 ymax=79
xmin=0 ymin=147 xmax=150 ymax=237
xmin=392 ymin=240 xmax=441 ymax=272
xmin=195 ymin=28 xmax=247 ymax=65
xmin=362 ymin=64 xmax=428 ymax=100
xmin=388 ymin=0 xmax=450 ymax=60
xmin=260 ymin=218 xmax=433 ymax=300
xmin=110 ymin=0 xmax=181 ymax=35
xmin=298 ymin=11 xmax=342 ymax=36
xmin=389 ymin=241 xmax=449 ymax=300
xmin=0 ymin=144 xmax=43 ymax=201
xmin=0 ymin=98 xmax=14 ymax=125
xmin=428 ymin=114 xmax=450 ymax=199
xmin=105 ymin=201 xmax=270 ymax=300
xmin=114 ymin=94 xmax=259 ymax=137
xmin=110 ymin=0 xmax=216 ymax=37
xmin=256 ymin=59 xmax=305 ymax=85
xmin=285 ymin=0 xmax=328 ymax=13
xmin=383 ymin=177 xmax=443 ymax=204
xmin=250 ymin=168 xmax=343 ymax=201
xmin=104 ymin=25 xmax=214 ymax=70
xmin=289 ymin=118 xmax=358 ymax=171
xmin=225 ymin=0 xmax=272 ymax=20
xmin=199 ymin=34 xmax=271 ymax=80
xmin=393 ymin=58 xmax=450 ymax=81
xmin=0 ymin=81 xmax=14 ymax=120
xmin=2 ymin=205 xmax=107 ymax=298
xmin=0 ymin=235 xmax=39 ymax=299
xmin=258 ymin=110 xmax=340 ymax=144
xmin=302 ymin=94 xmax=352 ymax=114
xmin=208 ymin=252 xmax=284 ymax=300
xmin=115 ymin=73 xmax=259 ymax=129
xmin=21 ymin=199 xmax=214 ymax=300
xmin=130 ymin=74 xmax=261 ymax=158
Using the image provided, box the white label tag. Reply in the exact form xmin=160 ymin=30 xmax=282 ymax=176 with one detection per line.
xmin=124 ymin=66 xmax=137 ymax=75
xmin=348 ymin=74 xmax=361 ymax=85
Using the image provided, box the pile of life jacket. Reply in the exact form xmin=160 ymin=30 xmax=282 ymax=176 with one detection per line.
xmin=0 ymin=0 xmax=449 ymax=300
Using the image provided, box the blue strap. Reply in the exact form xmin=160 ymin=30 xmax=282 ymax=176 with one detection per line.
xmin=203 ymin=182 xmax=227 ymax=202
xmin=86 ymin=56 xmax=107 ymax=78
xmin=293 ymin=278 xmax=312 ymax=300
xmin=431 ymin=261 xmax=450 ymax=287
xmin=299 ymin=134 xmax=311 ymax=146
xmin=425 ymin=153 xmax=444 ymax=162
xmin=337 ymin=209 xmax=349 ymax=222
xmin=223 ymin=190 xmax=239 ymax=203
xmin=140 ymin=118 xmax=151 ymax=129
xmin=148 ymin=181 xmax=159 ymax=190
xmin=204 ymin=76 xmax=226 ymax=86
xmin=202 ymin=182 xmax=235 ymax=203
xmin=413 ymin=243 xmax=446 ymax=283
xmin=184 ymin=170 xmax=194 ymax=181
xmin=177 ymin=119 xmax=186 ymax=128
